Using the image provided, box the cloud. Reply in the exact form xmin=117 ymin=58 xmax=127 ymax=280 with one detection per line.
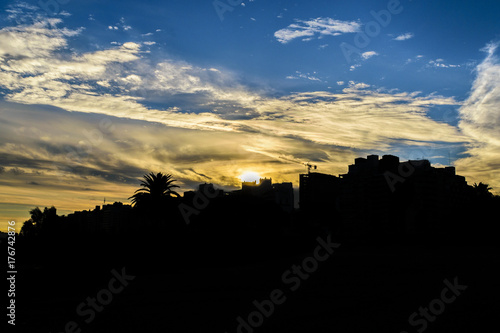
xmin=361 ymin=51 xmax=378 ymax=60
xmin=349 ymin=64 xmax=361 ymax=71
xmin=0 ymin=18 xmax=465 ymax=148
xmin=428 ymin=59 xmax=461 ymax=68
xmin=348 ymin=81 xmax=370 ymax=89
xmin=5 ymin=2 xmax=39 ymax=21
xmin=274 ymin=17 xmax=360 ymax=44
xmin=405 ymin=54 xmax=425 ymax=64
xmin=0 ymin=16 xmax=477 ymax=227
xmin=5 ymin=2 xmax=68 ymax=23
xmin=347 ymin=51 xmax=378 ymax=71
xmin=119 ymin=17 xmax=132 ymax=30
xmin=0 ymin=18 xmax=81 ymax=58
xmin=393 ymin=32 xmax=414 ymax=41
xmin=455 ymin=42 xmax=500 ymax=193
xmin=286 ymin=71 xmax=323 ymax=82
xmin=107 ymin=17 xmax=132 ymax=31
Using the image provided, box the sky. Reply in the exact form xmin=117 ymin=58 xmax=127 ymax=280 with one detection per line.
xmin=1 ymin=0 xmax=499 ymax=231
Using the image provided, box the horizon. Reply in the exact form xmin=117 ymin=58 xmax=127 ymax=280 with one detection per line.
xmin=1 ymin=0 xmax=500 ymax=231
xmin=1 ymin=153 xmax=489 ymax=230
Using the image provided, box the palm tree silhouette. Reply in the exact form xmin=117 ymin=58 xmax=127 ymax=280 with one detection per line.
xmin=473 ymin=182 xmax=493 ymax=199
xmin=129 ymin=172 xmax=180 ymax=208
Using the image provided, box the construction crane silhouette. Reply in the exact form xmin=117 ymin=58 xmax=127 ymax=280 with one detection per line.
xmin=304 ymin=163 xmax=317 ymax=173
xmin=277 ymin=155 xmax=318 ymax=174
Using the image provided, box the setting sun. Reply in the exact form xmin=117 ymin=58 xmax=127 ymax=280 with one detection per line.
xmin=240 ymin=171 xmax=261 ymax=183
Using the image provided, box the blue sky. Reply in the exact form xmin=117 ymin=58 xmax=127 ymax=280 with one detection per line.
xmin=0 ymin=0 xmax=499 ymax=229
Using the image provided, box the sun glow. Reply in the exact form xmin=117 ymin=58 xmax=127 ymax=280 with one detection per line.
xmin=240 ymin=171 xmax=261 ymax=183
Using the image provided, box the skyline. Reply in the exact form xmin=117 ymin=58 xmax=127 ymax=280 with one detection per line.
xmin=1 ymin=0 xmax=500 ymax=231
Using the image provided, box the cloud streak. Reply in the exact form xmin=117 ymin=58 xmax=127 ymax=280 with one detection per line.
xmin=361 ymin=51 xmax=378 ymax=59
xmin=393 ymin=32 xmax=414 ymax=41
xmin=274 ymin=17 xmax=360 ymax=43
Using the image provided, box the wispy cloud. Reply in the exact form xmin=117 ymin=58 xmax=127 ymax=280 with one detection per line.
xmin=455 ymin=42 xmax=500 ymax=192
xmin=428 ymin=59 xmax=461 ymax=68
xmin=405 ymin=54 xmax=424 ymax=64
xmin=107 ymin=17 xmax=132 ymax=31
xmin=274 ymin=17 xmax=360 ymax=44
xmin=361 ymin=51 xmax=378 ymax=60
xmin=349 ymin=64 xmax=361 ymax=71
xmin=347 ymin=51 xmax=379 ymax=71
xmin=347 ymin=81 xmax=370 ymax=89
xmin=286 ymin=71 xmax=323 ymax=82
xmin=393 ymin=32 xmax=414 ymax=41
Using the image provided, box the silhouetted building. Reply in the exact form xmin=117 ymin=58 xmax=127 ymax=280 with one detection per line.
xmin=233 ymin=178 xmax=294 ymax=213
xmin=183 ymin=191 xmax=196 ymax=202
xmin=241 ymin=178 xmax=274 ymax=200
xmin=299 ymin=154 xmax=474 ymax=239
xmin=183 ymin=184 xmax=225 ymax=202
xmin=62 ymin=202 xmax=133 ymax=234
xmin=101 ymin=202 xmax=133 ymax=233
xmin=273 ymin=182 xmax=294 ymax=213
xmin=299 ymin=172 xmax=340 ymax=212
xmin=198 ymin=183 xmax=224 ymax=198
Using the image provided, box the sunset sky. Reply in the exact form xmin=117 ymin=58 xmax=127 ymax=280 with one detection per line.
xmin=1 ymin=0 xmax=499 ymax=231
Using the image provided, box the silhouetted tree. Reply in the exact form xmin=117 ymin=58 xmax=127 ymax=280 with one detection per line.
xmin=473 ymin=182 xmax=493 ymax=199
xmin=20 ymin=207 xmax=43 ymax=237
xmin=20 ymin=220 xmax=36 ymax=238
xmin=30 ymin=207 xmax=43 ymax=226
xmin=20 ymin=206 xmax=59 ymax=238
xmin=39 ymin=206 xmax=59 ymax=235
xmin=129 ymin=172 xmax=180 ymax=208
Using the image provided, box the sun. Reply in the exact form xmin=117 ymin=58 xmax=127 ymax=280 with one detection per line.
xmin=240 ymin=171 xmax=261 ymax=183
